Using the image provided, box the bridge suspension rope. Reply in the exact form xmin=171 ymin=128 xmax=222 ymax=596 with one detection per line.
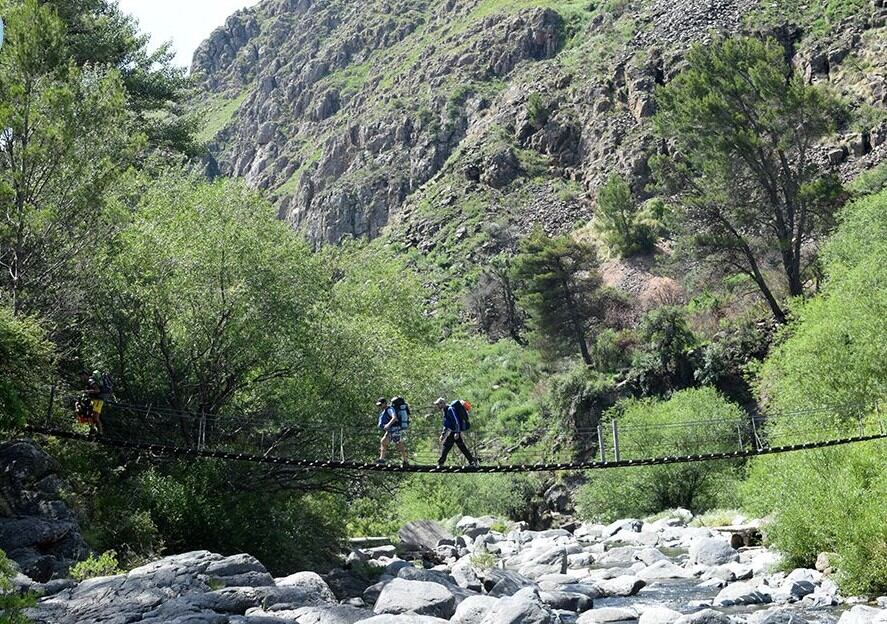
xmin=18 ymin=396 xmax=886 ymax=473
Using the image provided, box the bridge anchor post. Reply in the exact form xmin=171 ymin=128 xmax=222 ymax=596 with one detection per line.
xmin=611 ymin=421 xmax=620 ymax=462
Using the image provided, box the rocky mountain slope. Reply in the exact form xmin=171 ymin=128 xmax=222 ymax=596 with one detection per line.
xmin=193 ymin=0 xmax=887 ymax=257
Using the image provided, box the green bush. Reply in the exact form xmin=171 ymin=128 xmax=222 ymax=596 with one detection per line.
xmin=626 ymin=307 xmax=696 ymax=395
xmin=395 ymin=473 xmax=544 ymax=525
xmin=0 ymin=549 xmax=35 ymax=624
xmin=527 ymin=93 xmax=550 ymax=128
xmin=70 ymin=550 xmax=122 ymax=581
xmin=741 ymin=189 xmax=887 ymax=595
xmin=576 ymin=388 xmax=745 ymax=521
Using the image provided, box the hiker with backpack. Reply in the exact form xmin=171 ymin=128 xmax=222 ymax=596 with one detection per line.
xmin=376 ymin=397 xmax=409 ymax=465
xmin=433 ymin=397 xmax=478 ymax=467
xmin=76 ymin=369 xmax=110 ymax=435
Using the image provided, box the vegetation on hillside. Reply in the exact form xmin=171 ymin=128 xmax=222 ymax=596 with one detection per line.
xmin=0 ymin=0 xmax=884 ymax=597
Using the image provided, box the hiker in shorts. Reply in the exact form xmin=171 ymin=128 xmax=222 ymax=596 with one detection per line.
xmin=376 ymin=397 xmax=408 ymax=465
xmin=76 ymin=370 xmax=103 ymax=435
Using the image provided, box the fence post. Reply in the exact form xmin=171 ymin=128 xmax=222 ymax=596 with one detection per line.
xmin=198 ymin=413 xmax=206 ymax=451
xmin=612 ymin=420 xmax=621 ymax=462
xmin=340 ymin=426 xmax=345 ymax=462
xmin=736 ymin=421 xmax=744 ymax=451
xmin=750 ymin=414 xmax=762 ymax=450
xmin=597 ymin=425 xmax=606 ymax=462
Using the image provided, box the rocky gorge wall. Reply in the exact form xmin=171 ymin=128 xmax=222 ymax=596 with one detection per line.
xmin=193 ymin=0 xmax=887 ymax=253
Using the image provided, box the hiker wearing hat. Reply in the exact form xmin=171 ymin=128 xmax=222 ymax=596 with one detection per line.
xmin=434 ymin=397 xmax=478 ymax=467
xmin=376 ymin=397 xmax=408 ymax=465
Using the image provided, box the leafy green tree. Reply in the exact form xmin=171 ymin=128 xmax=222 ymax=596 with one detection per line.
xmin=88 ymin=174 xmax=323 ymax=419
xmin=593 ymin=174 xmax=658 ymax=256
xmin=0 ymin=0 xmax=136 ymax=319
xmin=0 ymin=305 xmax=55 ymax=428
xmin=742 ymin=188 xmax=887 ymax=594
xmin=41 ymin=0 xmax=196 ymax=153
xmin=576 ymin=388 xmax=745 ymax=521
xmin=512 ymin=228 xmax=609 ymax=365
xmin=653 ymin=36 xmax=844 ymax=322
xmin=627 ymin=307 xmax=697 ymax=395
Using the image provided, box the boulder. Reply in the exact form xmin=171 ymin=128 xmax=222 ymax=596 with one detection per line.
xmin=635 ymin=548 xmax=668 ymax=566
xmin=578 ymin=607 xmax=639 ymax=624
xmin=457 ymin=516 xmax=499 ymax=539
xmin=479 ymin=590 xmax=552 ymax=624
xmin=276 ymin=571 xmax=336 ymax=602
xmin=373 ymin=578 xmax=456 ymax=619
xmin=712 ymin=582 xmax=771 ymax=607
xmin=689 ymin=538 xmax=739 ymax=566
xmin=674 ymin=609 xmax=731 ymax=624
xmin=274 ymin=604 xmax=370 ymax=624
xmin=596 ymin=576 xmax=645 ymax=597
xmin=837 ymin=606 xmax=887 ymax=624
xmin=358 ymin=615 xmax=450 ymax=624
xmin=638 ymin=607 xmax=682 ymax=624
xmin=482 ymin=569 xmax=537 ymax=597
xmin=398 ymin=521 xmax=454 ymax=552
xmin=452 ymin=558 xmax=483 ymax=591
xmin=603 ymin=519 xmax=643 ymax=538
xmin=0 ymin=441 xmax=90 ymax=581
xmin=637 ymin=561 xmax=692 ymax=581
xmin=537 ymin=590 xmax=593 ymax=613
xmin=451 ymin=595 xmax=500 ymax=624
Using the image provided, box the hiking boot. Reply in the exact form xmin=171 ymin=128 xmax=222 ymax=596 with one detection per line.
xmin=401 ymin=459 xmax=410 ymax=467
xmin=469 ymin=459 xmax=479 ymax=467
xmin=374 ymin=458 xmax=386 ymax=464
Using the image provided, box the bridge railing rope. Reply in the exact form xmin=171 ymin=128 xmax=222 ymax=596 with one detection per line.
xmin=23 ymin=393 xmax=886 ymax=472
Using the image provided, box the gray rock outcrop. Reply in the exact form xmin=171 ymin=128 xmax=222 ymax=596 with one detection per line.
xmin=0 ymin=440 xmax=89 ymax=582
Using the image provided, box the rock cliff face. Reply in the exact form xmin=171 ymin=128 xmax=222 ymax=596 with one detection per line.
xmin=0 ymin=441 xmax=89 ymax=582
xmin=193 ymin=0 xmax=887 ymax=249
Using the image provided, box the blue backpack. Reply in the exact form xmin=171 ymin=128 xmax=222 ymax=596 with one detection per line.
xmin=391 ymin=396 xmax=410 ymax=429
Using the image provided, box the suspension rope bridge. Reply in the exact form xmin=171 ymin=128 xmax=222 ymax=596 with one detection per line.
xmin=19 ymin=398 xmax=887 ymax=473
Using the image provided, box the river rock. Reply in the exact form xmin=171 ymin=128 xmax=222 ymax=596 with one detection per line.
xmin=399 ymin=521 xmax=454 ymax=551
xmin=603 ymin=519 xmax=643 ymax=538
xmin=689 ymin=538 xmax=739 ymax=566
xmin=451 ymin=595 xmax=500 ymax=624
xmin=596 ymin=575 xmax=646 ymax=597
xmin=359 ymin=615 xmax=451 ymax=624
xmin=712 ymin=582 xmax=772 ymax=607
xmin=480 ymin=590 xmax=552 ymax=624
xmin=483 ymin=569 xmax=537 ymax=597
xmin=263 ymin=605 xmax=370 ymax=624
xmin=538 ymin=590 xmax=593 ymax=613
xmin=637 ymin=560 xmax=692 ymax=581
xmin=277 ymin=571 xmax=336 ymax=602
xmin=578 ymin=607 xmax=639 ymax=624
xmin=635 ymin=548 xmax=668 ymax=565
xmin=638 ymin=607 xmax=682 ymax=624
xmin=837 ymin=605 xmax=887 ymax=624
xmin=452 ymin=557 xmax=483 ymax=591
xmin=373 ymin=578 xmax=456 ymax=619
xmin=674 ymin=609 xmax=731 ymax=624
xmin=458 ymin=516 xmax=499 ymax=539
